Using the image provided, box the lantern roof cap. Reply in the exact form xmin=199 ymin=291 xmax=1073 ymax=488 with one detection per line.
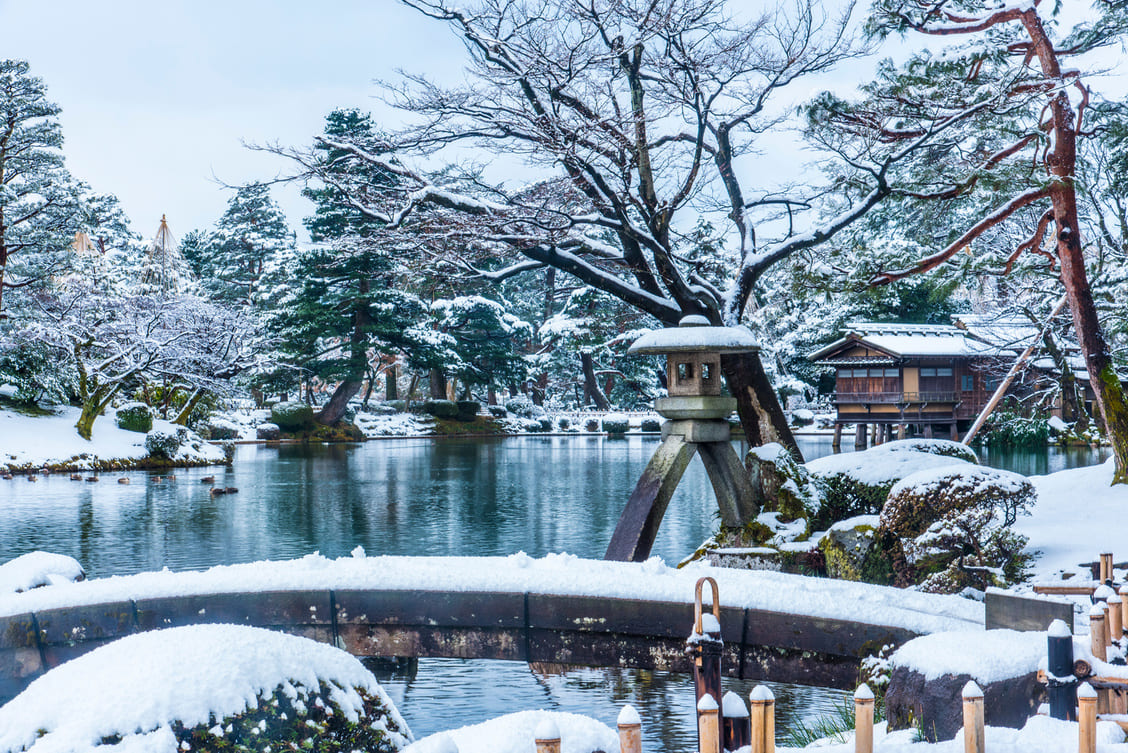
xmin=628 ymin=317 xmax=760 ymax=355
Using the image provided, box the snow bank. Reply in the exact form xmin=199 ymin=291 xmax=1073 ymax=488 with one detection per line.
xmin=0 ymin=624 xmax=411 ymax=753
xmin=806 ymin=447 xmax=972 ymax=487
xmin=0 ymin=407 xmax=224 ymax=471
xmin=889 ymin=629 xmax=1046 ymax=684
xmin=0 ymin=552 xmax=84 ymax=594
xmin=356 ymin=411 xmax=434 ymax=438
xmin=403 ymin=711 xmax=616 ymax=753
xmin=0 ymin=552 xmax=983 ymax=635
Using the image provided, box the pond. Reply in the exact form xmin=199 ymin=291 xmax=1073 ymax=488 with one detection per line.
xmin=0 ymin=434 xmax=1109 ymax=748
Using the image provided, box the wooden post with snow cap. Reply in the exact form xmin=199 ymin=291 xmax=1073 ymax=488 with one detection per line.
xmin=962 ymin=681 xmax=984 ymax=753
xmin=1090 ymin=604 xmax=1107 ymax=662
xmin=749 ymin=685 xmax=775 ymax=753
xmin=854 ymin=684 xmax=874 ymax=753
xmin=617 ymin=704 xmax=642 ymax=753
xmin=1120 ymin=585 xmax=1128 ymax=639
xmin=1078 ymin=682 xmax=1097 ymax=753
xmin=1109 ymin=591 xmax=1123 ymax=647
xmin=534 ymin=718 xmax=561 ymax=753
xmin=1047 ymin=618 xmax=1077 ymax=721
xmin=698 ymin=694 xmax=721 ymax=753
xmin=722 ymin=691 xmax=750 ymax=752
xmin=1100 ymin=552 xmax=1113 ymax=584
xmin=689 ymin=577 xmax=724 ymax=752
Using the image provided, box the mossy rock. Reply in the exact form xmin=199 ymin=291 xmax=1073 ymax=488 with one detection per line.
xmin=880 ymin=465 xmax=1034 ymax=539
xmin=746 ymin=442 xmax=822 ymax=523
xmin=115 ymin=403 xmax=153 ymax=433
xmin=270 ymin=401 xmax=315 ymax=431
xmin=818 ymin=518 xmax=896 ymax=585
xmin=202 ymin=418 xmax=239 ymax=440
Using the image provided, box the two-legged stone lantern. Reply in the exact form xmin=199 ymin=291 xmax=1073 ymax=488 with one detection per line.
xmin=605 ymin=316 xmax=759 ymax=562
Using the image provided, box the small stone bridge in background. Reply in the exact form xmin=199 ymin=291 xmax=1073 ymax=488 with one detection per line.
xmin=1 ymin=587 xmax=925 ymax=701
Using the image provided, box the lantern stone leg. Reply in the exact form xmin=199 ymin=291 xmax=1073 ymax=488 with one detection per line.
xmin=605 ymin=434 xmax=699 ymax=562
xmin=697 ymin=441 xmax=757 ymax=526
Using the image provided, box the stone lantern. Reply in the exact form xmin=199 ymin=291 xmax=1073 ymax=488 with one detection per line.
xmin=604 ymin=315 xmax=761 ymax=562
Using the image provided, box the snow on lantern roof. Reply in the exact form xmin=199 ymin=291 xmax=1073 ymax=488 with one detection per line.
xmin=628 ymin=317 xmax=759 ymax=355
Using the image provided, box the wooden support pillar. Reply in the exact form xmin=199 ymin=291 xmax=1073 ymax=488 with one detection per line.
xmin=697 ymin=694 xmax=721 ymax=753
xmin=949 ymin=422 xmax=959 ymax=441
xmin=832 ymin=423 xmax=843 ymax=451
xmin=898 ymin=423 xmax=907 ymax=440
xmin=854 ymin=684 xmax=874 ymax=753
xmin=854 ymin=423 xmax=868 ymax=450
xmin=962 ymin=682 xmax=984 ymax=753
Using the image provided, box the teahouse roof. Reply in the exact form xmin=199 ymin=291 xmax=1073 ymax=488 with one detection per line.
xmin=629 ymin=317 xmax=759 ymax=355
xmin=808 ymin=322 xmax=1014 ymax=362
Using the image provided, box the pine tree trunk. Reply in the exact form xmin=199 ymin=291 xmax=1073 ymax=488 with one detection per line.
xmin=316 ymin=379 xmax=363 ymax=426
xmin=429 ymin=368 xmax=447 ymax=399
xmin=581 ymin=351 xmax=610 ymax=410
xmin=720 ymin=351 xmax=802 ymax=461
xmin=385 ymin=365 xmax=398 ymax=401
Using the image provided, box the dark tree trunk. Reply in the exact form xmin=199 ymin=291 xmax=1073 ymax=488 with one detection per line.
xmin=385 ymin=364 xmax=398 ymax=401
xmin=720 ymin=351 xmax=803 ymax=462
xmin=1040 ymin=326 xmax=1085 ymax=429
xmin=531 ymin=372 xmax=547 ymax=406
xmin=581 ymin=351 xmax=611 ymax=410
xmin=315 ymin=379 xmax=363 ymax=426
xmin=429 ymin=368 xmax=447 ymax=399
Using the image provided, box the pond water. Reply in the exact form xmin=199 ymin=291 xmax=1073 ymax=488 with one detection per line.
xmin=0 ymin=434 xmax=1109 ymax=748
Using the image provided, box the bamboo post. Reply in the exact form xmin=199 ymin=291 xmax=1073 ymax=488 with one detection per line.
xmin=1110 ymin=592 xmax=1123 ymax=648
xmin=698 ymin=694 xmax=721 ymax=753
xmin=1047 ymin=618 xmax=1077 ymax=721
xmin=1100 ymin=552 xmax=1114 ymax=584
xmin=962 ymin=681 xmax=984 ymax=753
xmin=854 ymin=683 xmax=874 ymax=753
xmin=534 ymin=719 xmax=561 ymax=753
xmin=617 ymin=705 xmax=642 ymax=753
xmin=1090 ymin=604 xmax=1107 ymax=662
xmin=1120 ymin=585 xmax=1128 ymax=639
xmin=722 ymin=691 xmax=750 ymax=753
xmin=1078 ymin=683 xmax=1097 ymax=753
xmin=749 ymin=685 xmax=775 ymax=753
xmin=689 ymin=577 xmax=724 ymax=753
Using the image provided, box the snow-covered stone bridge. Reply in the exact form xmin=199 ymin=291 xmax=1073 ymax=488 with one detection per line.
xmin=0 ymin=553 xmax=984 ymax=701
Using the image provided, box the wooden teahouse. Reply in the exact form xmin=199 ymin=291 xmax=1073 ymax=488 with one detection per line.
xmin=808 ymin=322 xmax=1023 ymax=447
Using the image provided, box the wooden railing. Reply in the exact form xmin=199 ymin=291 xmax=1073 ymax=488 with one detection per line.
xmin=833 ymin=391 xmax=959 ymax=404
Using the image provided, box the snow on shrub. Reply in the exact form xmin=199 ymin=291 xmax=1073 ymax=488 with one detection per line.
xmin=270 ymin=401 xmax=315 ymax=431
xmin=145 ymin=428 xmax=186 ymax=459
xmin=873 ymin=438 xmax=979 ymax=464
xmin=0 ymin=624 xmax=412 ymax=753
xmin=805 ymin=448 xmax=973 ymax=531
xmin=456 ymin=400 xmax=481 ymax=420
xmin=601 ymin=414 xmax=629 ymax=434
xmin=256 ymin=422 xmax=281 ymax=440
xmin=488 ymin=405 xmax=508 ymax=418
xmin=790 ymin=408 xmax=814 ymax=427
xmin=403 ymin=710 xmax=617 ymax=753
xmin=203 ymin=417 xmax=240 ymax=440
xmin=538 ymin=416 xmax=554 ymax=432
xmin=114 ymin=402 xmax=153 ymax=433
xmin=504 ymin=395 xmax=536 ymax=417
xmin=557 ymin=416 xmax=571 ymax=430
xmin=879 ymin=465 xmax=1036 ymax=592
xmin=584 ymin=418 xmax=600 ymax=432
xmin=640 ymin=417 xmax=661 ymax=433
xmin=423 ymin=399 xmax=459 ymax=419
xmin=0 ymin=551 xmax=85 ymax=594
xmin=521 ymin=418 xmax=544 ymax=433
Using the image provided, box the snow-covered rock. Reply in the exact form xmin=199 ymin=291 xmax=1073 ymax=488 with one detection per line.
xmin=0 ymin=552 xmax=85 ymax=594
xmin=0 ymin=624 xmax=412 ymax=753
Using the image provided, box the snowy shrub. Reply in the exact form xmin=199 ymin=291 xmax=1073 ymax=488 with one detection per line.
xmin=488 ymin=405 xmax=508 ymax=418
xmin=521 ymin=418 xmax=543 ymax=433
xmin=984 ymin=410 xmax=1049 ymax=448
xmin=202 ymin=417 xmax=240 ymax=440
xmin=115 ymin=402 xmax=153 ymax=433
xmin=423 ymin=399 xmax=458 ymax=419
xmin=256 ymin=423 xmax=281 ymax=440
xmin=386 ymin=400 xmax=408 ymax=413
xmin=806 ymin=448 xmax=974 ymax=531
xmin=746 ymin=442 xmax=822 ymax=522
xmin=220 ymin=440 xmax=236 ymax=464
xmin=270 ymin=401 xmax=315 ymax=431
xmin=557 ymin=416 xmax=570 ymax=430
xmin=538 ymin=416 xmax=554 ymax=432
xmin=367 ymin=403 xmax=398 ymax=416
xmin=602 ymin=414 xmax=629 ymax=434
xmin=790 ymin=408 xmax=815 ymax=427
xmin=456 ymin=400 xmax=481 ymax=420
xmin=144 ymin=429 xmax=182 ymax=459
xmin=0 ymin=624 xmax=412 ymax=753
xmin=505 ymin=395 xmax=536 ymax=417
xmin=879 ymin=465 xmax=1036 ymax=592
xmin=584 ymin=417 xmax=600 ymax=432
xmin=640 ymin=417 xmax=661 ymax=432
xmin=0 ymin=551 xmax=85 ymax=594
xmin=878 ymin=438 xmax=978 ymax=464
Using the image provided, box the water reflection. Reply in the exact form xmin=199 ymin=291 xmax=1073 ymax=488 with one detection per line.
xmin=373 ymin=659 xmax=848 ymax=752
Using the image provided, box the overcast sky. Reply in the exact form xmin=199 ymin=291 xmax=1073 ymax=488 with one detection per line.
xmin=1 ymin=1 xmax=1122 ymax=249
xmin=0 ymin=1 xmax=467 ymax=244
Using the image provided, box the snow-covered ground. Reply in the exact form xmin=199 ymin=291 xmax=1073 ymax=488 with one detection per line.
xmin=0 ymin=406 xmax=224 ymax=472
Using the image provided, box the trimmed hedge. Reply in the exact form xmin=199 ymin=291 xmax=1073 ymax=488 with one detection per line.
xmin=602 ymin=415 xmax=629 ymax=434
xmin=115 ymin=403 xmax=153 ymax=433
xmin=488 ymin=405 xmax=508 ymax=418
xmin=270 ymin=401 xmax=315 ymax=431
xmin=456 ymin=400 xmax=482 ymax=420
xmin=640 ymin=417 xmax=661 ymax=433
xmin=422 ymin=400 xmax=458 ymax=419
xmin=584 ymin=418 xmax=600 ymax=432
